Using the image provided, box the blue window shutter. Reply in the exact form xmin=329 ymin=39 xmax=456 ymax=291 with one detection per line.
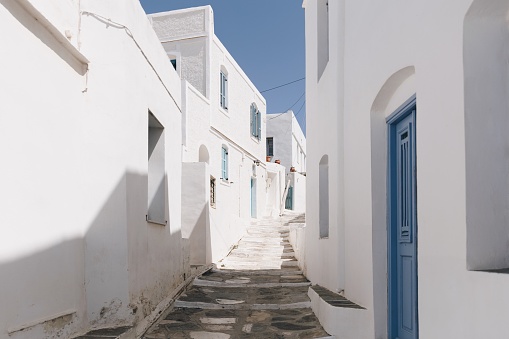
xmin=224 ymin=77 xmax=228 ymax=109
xmin=257 ymin=111 xmax=261 ymax=140
xmin=222 ymin=147 xmax=228 ymax=179
xmin=225 ymin=151 xmax=228 ymax=179
xmin=220 ymin=72 xmax=228 ymax=109
xmin=250 ymin=105 xmax=254 ymax=136
xmin=220 ymin=73 xmax=223 ymax=107
xmin=221 ymin=147 xmax=225 ymax=178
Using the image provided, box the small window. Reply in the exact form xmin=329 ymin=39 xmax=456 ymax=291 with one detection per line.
xmin=250 ymin=103 xmax=261 ymax=140
xmin=319 ymin=155 xmax=329 ymax=238
xmin=170 ymin=59 xmax=177 ymax=70
xmin=221 ymin=146 xmax=228 ymax=180
xmin=210 ymin=176 xmax=216 ymax=208
xmin=266 ymin=137 xmax=274 ymax=156
xmin=147 ymin=112 xmax=166 ymax=225
xmin=317 ymin=0 xmax=329 ymax=80
xmin=220 ymin=71 xmax=228 ymax=110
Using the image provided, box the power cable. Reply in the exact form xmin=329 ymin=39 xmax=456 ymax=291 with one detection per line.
xmin=268 ymin=91 xmax=305 ymax=120
xmin=260 ymin=77 xmax=305 ymax=93
xmin=81 ymin=11 xmax=181 ymax=112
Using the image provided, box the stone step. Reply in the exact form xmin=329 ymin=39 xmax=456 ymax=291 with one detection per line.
xmin=177 ymin=285 xmax=311 ymax=306
xmin=246 ymin=229 xmax=289 ymax=234
xmin=193 ymin=279 xmax=311 ymax=288
xmin=174 ymin=300 xmax=312 ymax=310
xmin=235 ymin=244 xmax=291 ymax=250
xmin=210 ymin=268 xmax=303 ymax=276
xmin=229 ymin=250 xmax=296 ymax=258
xmin=239 ymin=239 xmax=290 ymax=245
xmin=223 ymin=255 xmax=296 ymax=263
xmin=237 ymin=241 xmax=293 ymax=249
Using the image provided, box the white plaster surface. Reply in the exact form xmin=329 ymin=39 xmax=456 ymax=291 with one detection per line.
xmin=182 ymin=162 xmax=210 ymax=265
xmin=287 ymin=172 xmax=306 ymax=213
xmin=149 ymin=7 xmax=276 ymax=264
xmin=303 ymin=0 xmax=509 ymax=338
xmin=0 ymin=0 xmax=185 ymax=337
xmin=266 ymin=110 xmax=307 ymax=174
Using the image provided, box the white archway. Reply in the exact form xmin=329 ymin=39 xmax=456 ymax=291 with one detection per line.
xmin=370 ymin=66 xmax=416 ymax=339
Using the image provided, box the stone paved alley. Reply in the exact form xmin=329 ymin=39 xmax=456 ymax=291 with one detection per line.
xmin=143 ymin=213 xmax=331 ymax=339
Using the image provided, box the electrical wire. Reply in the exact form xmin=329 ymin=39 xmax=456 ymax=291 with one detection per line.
xmin=260 ymin=77 xmax=305 ymax=93
xmin=279 ymin=99 xmax=306 ymax=140
xmin=81 ymin=11 xmax=182 ymax=112
xmin=268 ymin=91 xmax=305 ymax=120
xmin=294 ymin=99 xmax=306 ymax=118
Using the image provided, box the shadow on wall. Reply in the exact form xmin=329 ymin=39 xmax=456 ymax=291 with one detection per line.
xmin=186 ymin=204 xmax=212 ymax=266
xmin=0 ymin=171 xmax=185 ymax=338
xmin=181 ymin=162 xmax=213 ymax=266
xmin=1 ymin=0 xmax=87 ymax=75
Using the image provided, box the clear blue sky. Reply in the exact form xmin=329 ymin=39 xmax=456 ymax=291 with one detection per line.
xmin=139 ymin=1 xmax=306 ymax=134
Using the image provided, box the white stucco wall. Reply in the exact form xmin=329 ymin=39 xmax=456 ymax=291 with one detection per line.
xmin=0 ymin=0 xmax=185 ymax=337
xmin=304 ymin=0 xmax=347 ymax=311
xmin=149 ymin=6 xmax=271 ymax=263
xmin=287 ymin=172 xmax=306 ymax=213
xmin=265 ymin=162 xmax=286 ymax=217
xmin=266 ymin=110 xmax=307 ymax=174
xmin=304 ymin=0 xmax=509 ymax=338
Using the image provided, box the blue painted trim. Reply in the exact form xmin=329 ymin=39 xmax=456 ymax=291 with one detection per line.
xmin=387 ymin=95 xmax=418 ymax=339
xmin=386 ymin=93 xmax=416 ymax=125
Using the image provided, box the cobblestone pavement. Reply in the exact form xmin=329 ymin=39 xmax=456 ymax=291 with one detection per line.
xmin=143 ymin=213 xmax=331 ymax=339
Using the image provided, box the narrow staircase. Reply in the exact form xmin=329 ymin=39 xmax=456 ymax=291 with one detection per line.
xmin=143 ymin=213 xmax=331 ymax=339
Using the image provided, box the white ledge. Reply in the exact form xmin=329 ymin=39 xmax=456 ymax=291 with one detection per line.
xmin=17 ymin=0 xmax=89 ymax=65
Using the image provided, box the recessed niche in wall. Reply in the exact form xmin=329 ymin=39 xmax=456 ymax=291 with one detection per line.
xmin=464 ymin=0 xmax=509 ymax=271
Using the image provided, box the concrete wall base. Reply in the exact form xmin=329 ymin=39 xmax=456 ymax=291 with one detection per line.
xmin=308 ymin=287 xmax=372 ymax=339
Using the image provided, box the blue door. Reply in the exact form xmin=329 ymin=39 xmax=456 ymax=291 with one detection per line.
xmin=388 ymin=101 xmax=417 ymax=339
xmin=250 ymin=178 xmax=256 ymax=218
xmin=285 ymin=186 xmax=293 ymax=210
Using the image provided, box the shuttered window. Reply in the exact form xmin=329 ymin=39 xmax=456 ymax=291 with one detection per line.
xmin=220 ymin=71 xmax=228 ymax=110
xmin=250 ymin=103 xmax=261 ymax=140
xmin=266 ymin=137 xmax=274 ymax=156
xmin=221 ymin=146 xmax=228 ymax=180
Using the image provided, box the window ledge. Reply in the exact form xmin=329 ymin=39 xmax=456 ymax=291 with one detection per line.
xmin=220 ymin=179 xmax=231 ymax=187
xmin=219 ymin=107 xmax=230 ymax=118
xmin=250 ymin=135 xmax=261 ymax=143
xmin=146 ymin=215 xmax=167 ymax=226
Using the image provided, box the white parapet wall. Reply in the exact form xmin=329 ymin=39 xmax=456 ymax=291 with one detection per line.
xmin=288 ymin=222 xmax=306 ymax=273
xmin=308 ymin=288 xmax=372 ymax=339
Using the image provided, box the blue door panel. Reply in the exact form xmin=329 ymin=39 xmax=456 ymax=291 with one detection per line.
xmin=388 ymin=102 xmax=417 ymax=339
xmin=401 ymin=256 xmax=413 ymax=332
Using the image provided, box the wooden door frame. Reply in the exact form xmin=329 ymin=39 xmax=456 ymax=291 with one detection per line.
xmin=387 ymin=94 xmax=418 ymax=339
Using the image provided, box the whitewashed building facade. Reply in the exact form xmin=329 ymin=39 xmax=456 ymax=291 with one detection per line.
xmin=266 ymin=110 xmax=307 ymax=212
xmin=303 ymin=0 xmax=509 ymax=338
xmin=0 ymin=0 xmax=187 ymax=337
xmin=266 ymin=110 xmax=307 ymax=174
xmin=148 ymin=7 xmax=285 ymax=264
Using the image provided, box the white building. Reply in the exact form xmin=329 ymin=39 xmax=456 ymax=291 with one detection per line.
xmin=266 ymin=110 xmax=307 ymax=174
xmin=0 ymin=0 xmax=186 ymax=337
xmin=303 ymin=0 xmax=509 ymax=338
xmin=148 ymin=7 xmax=285 ymax=264
xmin=266 ymin=110 xmax=307 ymax=212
